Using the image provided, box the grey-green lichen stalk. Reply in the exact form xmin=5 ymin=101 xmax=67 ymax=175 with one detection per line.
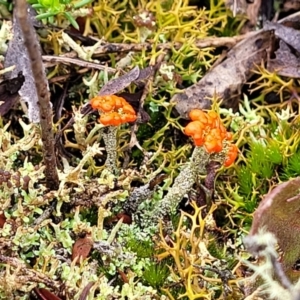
xmin=147 ymin=146 xmax=210 ymax=225
xmin=102 ymin=126 xmax=118 ymax=175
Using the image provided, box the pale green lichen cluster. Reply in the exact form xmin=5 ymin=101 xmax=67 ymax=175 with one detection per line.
xmin=0 ymin=121 xmax=45 ymax=211
xmin=61 ymin=32 xmax=102 ymax=62
xmin=0 ymin=109 xmax=220 ymax=299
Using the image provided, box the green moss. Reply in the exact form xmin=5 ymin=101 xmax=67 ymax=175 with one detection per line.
xmin=282 ymin=149 xmax=300 ymax=179
xmin=236 ymin=165 xmax=254 ymax=196
xmin=142 ymin=260 xmax=170 ymax=289
xmin=247 ymin=141 xmax=275 ymax=178
xmin=207 ymin=238 xmax=226 ymax=260
xmin=126 ymin=238 xmax=154 ymax=258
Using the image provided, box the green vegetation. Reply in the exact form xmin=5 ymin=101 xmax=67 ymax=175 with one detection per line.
xmin=1 ymin=0 xmax=300 ymax=299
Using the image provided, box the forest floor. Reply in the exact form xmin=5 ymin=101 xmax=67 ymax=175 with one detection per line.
xmin=1 ymin=0 xmax=300 ymax=299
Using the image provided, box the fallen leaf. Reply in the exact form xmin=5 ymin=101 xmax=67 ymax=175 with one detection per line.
xmin=33 ymin=288 xmax=62 ymax=300
xmin=72 ymin=235 xmax=93 ymax=263
xmin=4 ymin=5 xmax=46 ymax=122
xmin=264 ymin=21 xmax=300 ymax=53
xmin=268 ymin=40 xmax=300 ymax=78
xmin=0 ymin=72 xmax=24 ymax=116
xmin=133 ymin=65 xmax=155 ymax=87
xmin=171 ymin=30 xmax=274 ymax=118
xmin=278 ymin=10 xmax=300 ymax=29
xmin=118 ymin=269 xmax=129 ymax=283
xmin=119 ymin=90 xmax=150 ymax=123
xmin=0 ymin=213 xmax=6 ymax=228
xmin=99 ymin=66 xmax=140 ymax=96
xmin=248 ymin=177 xmax=300 ymax=280
xmin=119 ymin=90 xmax=144 ymax=112
xmin=78 ymin=282 xmax=95 ymax=300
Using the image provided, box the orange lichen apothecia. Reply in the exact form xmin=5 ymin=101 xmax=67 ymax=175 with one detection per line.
xmin=90 ymin=95 xmax=137 ymax=126
xmin=184 ymin=109 xmax=238 ymax=166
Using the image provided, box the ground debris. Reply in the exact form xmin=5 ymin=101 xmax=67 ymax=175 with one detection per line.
xmin=171 ymin=29 xmax=274 ymax=118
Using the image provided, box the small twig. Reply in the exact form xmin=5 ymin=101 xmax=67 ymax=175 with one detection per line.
xmin=0 ymin=254 xmax=59 ymax=289
xmin=91 ymin=34 xmax=256 ymax=57
xmin=15 ymin=0 xmax=59 ymax=190
xmin=33 ymin=204 xmax=55 ymax=226
xmin=42 ymin=55 xmax=116 ymax=73
xmin=78 ymin=282 xmax=95 ymax=300
xmin=44 ymin=33 xmax=255 ymax=62
xmin=195 ymin=265 xmax=234 ymax=297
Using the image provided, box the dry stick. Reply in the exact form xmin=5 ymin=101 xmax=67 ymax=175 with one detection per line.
xmin=46 ymin=33 xmax=256 ymax=62
xmin=90 ymin=12 xmax=298 ymax=57
xmin=91 ymin=34 xmax=257 ymax=56
xmin=0 ymin=254 xmax=59 ymax=289
xmin=42 ymin=55 xmax=116 ymax=73
xmin=15 ymin=1 xmax=59 ymax=190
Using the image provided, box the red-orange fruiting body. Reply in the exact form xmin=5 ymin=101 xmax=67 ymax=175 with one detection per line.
xmin=183 ymin=108 xmax=238 ymax=166
xmin=90 ymin=95 xmax=137 ymax=126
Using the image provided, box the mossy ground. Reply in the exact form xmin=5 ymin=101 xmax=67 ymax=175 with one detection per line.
xmin=1 ymin=0 xmax=300 ymax=299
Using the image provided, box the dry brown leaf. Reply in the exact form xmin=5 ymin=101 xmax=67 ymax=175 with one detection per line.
xmin=99 ymin=65 xmax=154 ymax=96
xmin=0 ymin=72 xmax=24 ymax=116
xmin=99 ymin=66 xmax=140 ymax=96
xmin=0 ymin=212 xmax=6 ymax=228
xmin=171 ymin=30 xmax=274 ymax=118
xmin=264 ymin=21 xmax=300 ymax=52
xmin=72 ymin=235 xmax=93 ymax=263
xmin=33 ymin=287 xmax=62 ymax=300
xmin=249 ymin=177 xmax=300 ymax=280
xmin=269 ymin=40 xmax=300 ymax=78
